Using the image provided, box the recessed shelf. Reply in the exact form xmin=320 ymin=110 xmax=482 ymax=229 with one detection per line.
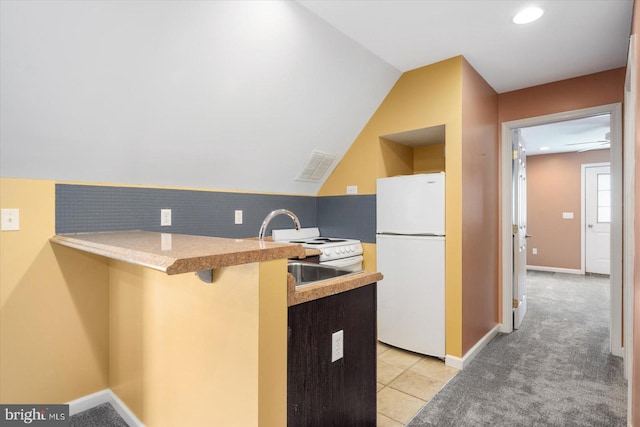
xmin=381 ymin=124 xmax=445 ymax=147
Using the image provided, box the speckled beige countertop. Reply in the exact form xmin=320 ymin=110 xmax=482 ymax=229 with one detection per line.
xmin=287 ymin=270 xmax=383 ymax=306
xmin=50 ymin=231 xmax=306 ymax=274
xmin=50 ymin=230 xmax=382 ymax=306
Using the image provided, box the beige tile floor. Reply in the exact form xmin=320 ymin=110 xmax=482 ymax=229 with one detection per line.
xmin=376 ymin=341 xmax=459 ymax=426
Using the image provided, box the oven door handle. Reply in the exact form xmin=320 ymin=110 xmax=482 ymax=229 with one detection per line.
xmin=321 ymin=255 xmax=364 ymax=271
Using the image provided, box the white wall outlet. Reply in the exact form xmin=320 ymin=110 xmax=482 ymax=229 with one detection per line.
xmin=161 ymin=209 xmax=172 ymax=226
xmin=331 ymin=330 xmax=344 ymax=362
xmin=532 ymin=248 xmax=538 ymax=255
xmin=562 ymin=212 xmax=574 ymax=219
xmin=1 ymin=208 xmax=20 ymax=231
xmin=346 ymin=185 xmax=358 ymax=195
xmin=235 ymin=210 xmax=243 ymax=225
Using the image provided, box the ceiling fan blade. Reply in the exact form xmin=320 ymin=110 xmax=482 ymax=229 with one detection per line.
xmin=577 ymin=143 xmax=610 ymax=153
xmin=565 ymin=140 xmax=608 ymax=146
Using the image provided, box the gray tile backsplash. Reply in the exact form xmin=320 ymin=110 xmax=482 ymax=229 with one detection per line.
xmin=316 ymin=195 xmax=376 ymax=243
xmin=56 ymin=184 xmax=376 ymax=242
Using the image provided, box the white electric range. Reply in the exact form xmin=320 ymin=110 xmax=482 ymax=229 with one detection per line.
xmin=271 ymin=227 xmax=364 ymax=271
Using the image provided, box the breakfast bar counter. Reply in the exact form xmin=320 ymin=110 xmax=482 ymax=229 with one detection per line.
xmin=50 ymin=230 xmax=306 ymax=274
xmin=51 ymin=231 xmax=382 ymax=306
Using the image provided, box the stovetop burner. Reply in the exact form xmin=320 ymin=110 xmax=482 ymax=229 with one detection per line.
xmin=270 ymin=227 xmax=363 ymax=262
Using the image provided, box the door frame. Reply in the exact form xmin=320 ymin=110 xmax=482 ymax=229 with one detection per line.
xmin=581 ymin=162 xmax=611 ymax=275
xmin=623 ymin=35 xmax=636 ymax=421
xmin=500 ymin=103 xmax=623 ymax=358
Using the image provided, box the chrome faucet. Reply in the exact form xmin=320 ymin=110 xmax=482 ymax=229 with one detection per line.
xmin=258 ymin=209 xmax=301 ymax=241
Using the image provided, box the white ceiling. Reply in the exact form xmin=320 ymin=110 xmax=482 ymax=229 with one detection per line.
xmin=520 ymin=114 xmax=611 ymax=156
xmin=297 ymin=0 xmax=631 ymax=157
xmin=297 ymin=0 xmax=634 ymax=94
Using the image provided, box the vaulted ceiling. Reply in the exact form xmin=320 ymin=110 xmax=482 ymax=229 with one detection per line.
xmin=0 ymin=1 xmax=633 ymax=194
xmin=297 ymin=0 xmax=633 ymax=93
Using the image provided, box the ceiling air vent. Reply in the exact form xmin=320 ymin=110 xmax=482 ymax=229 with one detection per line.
xmin=295 ymin=150 xmax=337 ymax=182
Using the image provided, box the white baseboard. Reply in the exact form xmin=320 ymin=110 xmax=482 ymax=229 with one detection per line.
xmin=67 ymin=388 xmax=144 ymax=427
xmin=527 ymin=265 xmax=583 ymax=275
xmin=445 ymin=325 xmax=501 ymax=370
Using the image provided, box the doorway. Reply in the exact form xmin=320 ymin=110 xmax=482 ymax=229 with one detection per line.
xmin=500 ymin=103 xmax=623 ymax=357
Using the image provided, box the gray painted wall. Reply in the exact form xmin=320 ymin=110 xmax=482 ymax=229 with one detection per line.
xmin=317 ymin=195 xmax=376 ymax=243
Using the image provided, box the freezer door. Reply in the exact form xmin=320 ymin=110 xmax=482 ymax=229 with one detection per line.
xmin=376 ymin=234 xmax=445 ymax=357
xmin=376 ymin=173 xmax=445 ymax=235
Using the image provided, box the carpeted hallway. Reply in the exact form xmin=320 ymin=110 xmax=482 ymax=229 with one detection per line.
xmin=408 ymin=271 xmax=627 ymax=427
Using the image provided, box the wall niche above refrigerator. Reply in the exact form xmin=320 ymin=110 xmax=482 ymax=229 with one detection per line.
xmin=379 ymin=124 xmax=446 ymax=177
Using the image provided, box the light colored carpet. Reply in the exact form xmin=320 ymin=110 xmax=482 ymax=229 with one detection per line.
xmin=408 ymin=271 xmax=627 ymax=426
xmin=70 ymin=403 xmax=128 ymax=427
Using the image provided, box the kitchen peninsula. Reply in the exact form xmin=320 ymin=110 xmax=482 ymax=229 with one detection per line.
xmin=50 ymin=231 xmax=381 ymax=427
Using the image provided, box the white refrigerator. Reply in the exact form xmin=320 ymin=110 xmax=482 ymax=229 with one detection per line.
xmin=376 ymin=172 xmax=445 ymax=358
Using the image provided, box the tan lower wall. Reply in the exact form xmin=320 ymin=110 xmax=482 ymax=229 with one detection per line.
xmin=258 ymin=259 xmax=288 ymax=427
xmin=110 ymin=261 xmax=258 ymax=427
xmin=0 ymin=178 xmax=110 ymax=404
xmin=362 ymin=243 xmax=377 ymax=272
xmin=109 ymin=260 xmax=285 ymax=427
xmin=527 ymin=150 xmax=610 ymax=270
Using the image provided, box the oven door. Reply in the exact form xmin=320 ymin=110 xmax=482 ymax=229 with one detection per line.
xmin=320 ymin=255 xmax=363 ymax=272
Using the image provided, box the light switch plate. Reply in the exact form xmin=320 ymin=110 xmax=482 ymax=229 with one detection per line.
xmin=346 ymin=185 xmax=358 ymax=195
xmin=562 ymin=212 xmax=574 ymax=219
xmin=1 ymin=209 xmax=20 ymax=231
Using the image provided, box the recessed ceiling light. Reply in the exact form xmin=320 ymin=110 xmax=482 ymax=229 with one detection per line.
xmin=513 ymin=7 xmax=544 ymax=24
xmin=539 ymin=146 xmax=550 ymax=151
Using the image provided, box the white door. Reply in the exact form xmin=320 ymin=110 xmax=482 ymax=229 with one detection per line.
xmin=585 ymin=165 xmax=611 ymax=275
xmin=513 ymin=130 xmax=528 ymax=330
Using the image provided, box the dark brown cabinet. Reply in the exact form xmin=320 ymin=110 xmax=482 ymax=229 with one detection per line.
xmin=287 ymin=284 xmax=377 ymax=426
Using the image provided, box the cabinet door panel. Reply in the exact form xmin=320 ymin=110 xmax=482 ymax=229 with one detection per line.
xmin=287 ymin=284 xmax=377 ymax=427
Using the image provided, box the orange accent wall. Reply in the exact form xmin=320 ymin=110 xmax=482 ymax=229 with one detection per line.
xmin=499 ymin=68 xmax=626 ymax=124
xmin=527 ymin=150 xmax=611 ymax=270
xmin=460 ymin=58 xmax=499 ymax=354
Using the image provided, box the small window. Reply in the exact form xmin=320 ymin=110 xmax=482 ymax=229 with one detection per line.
xmin=597 ymin=173 xmax=611 ymax=223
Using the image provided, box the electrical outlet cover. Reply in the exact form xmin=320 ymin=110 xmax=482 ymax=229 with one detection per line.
xmin=1 ymin=209 xmax=19 ymax=231
xmin=332 ymin=330 xmax=344 ymax=362
xmin=161 ymin=209 xmax=172 ymax=226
